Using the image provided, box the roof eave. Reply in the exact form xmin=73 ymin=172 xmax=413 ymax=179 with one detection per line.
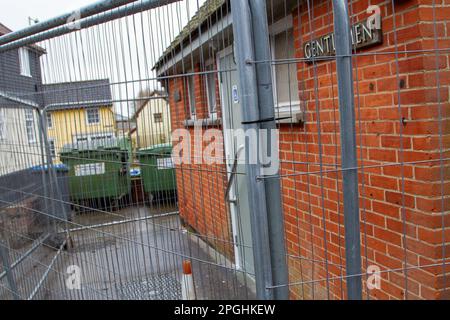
xmin=153 ymin=0 xmax=228 ymax=73
xmin=154 ymin=13 xmax=232 ymax=76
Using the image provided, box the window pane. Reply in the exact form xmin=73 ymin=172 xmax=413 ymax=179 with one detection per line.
xmin=87 ymin=109 xmax=100 ymax=124
xmin=154 ymin=113 xmax=163 ymax=123
xmin=25 ymin=109 xmax=35 ymax=143
xmin=46 ymin=113 xmax=53 ymax=128
xmin=187 ymin=76 xmax=196 ymax=116
xmin=206 ymin=72 xmax=217 ymax=114
xmin=49 ymin=140 xmax=56 ymax=158
xmin=274 ymin=29 xmax=300 ymax=106
xmin=19 ymin=48 xmax=31 ymax=77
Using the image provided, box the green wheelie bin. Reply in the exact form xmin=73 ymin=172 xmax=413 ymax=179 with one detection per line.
xmin=60 ymin=138 xmax=131 ymax=211
xmin=137 ymin=143 xmax=177 ymax=203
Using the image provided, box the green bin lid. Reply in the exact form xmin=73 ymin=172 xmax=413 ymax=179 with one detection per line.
xmin=138 ymin=143 xmax=172 ymax=156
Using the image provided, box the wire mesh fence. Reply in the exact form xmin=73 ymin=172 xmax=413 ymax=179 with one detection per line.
xmin=0 ymin=0 xmax=448 ymax=300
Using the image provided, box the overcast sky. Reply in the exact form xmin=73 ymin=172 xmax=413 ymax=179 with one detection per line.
xmin=0 ymin=0 xmax=97 ymax=31
xmin=1 ymin=0 xmax=205 ymax=117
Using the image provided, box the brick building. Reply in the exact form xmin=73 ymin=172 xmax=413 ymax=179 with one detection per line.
xmin=154 ymin=0 xmax=449 ymax=299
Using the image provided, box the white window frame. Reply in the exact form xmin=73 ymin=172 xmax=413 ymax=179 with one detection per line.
xmin=24 ymin=109 xmax=36 ymax=144
xmin=0 ymin=109 xmax=6 ymax=141
xmin=86 ymin=108 xmax=100 ymax=125
xmin=48 ymin=138 xmax=56 ymax=159
xmin=46 ymin=112 xmax=53 ymax=128
xmin=186 ymin=72 xmax=196 ymax=120
xmin=205 ymin=60 xmax=218 ymax=119
xmin=19 ymin=48 xmax=32 ymax=77
xmin=269 ymin=15 xmax=301 ymax=114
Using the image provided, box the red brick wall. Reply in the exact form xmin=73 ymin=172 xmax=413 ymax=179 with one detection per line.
xmin=166 ymin=0 xmax=449 ymax=299
xmin=168 ymin=63 xmax=234 ymax=259
xmin=283 ymin=0 xmax=449 ymax=299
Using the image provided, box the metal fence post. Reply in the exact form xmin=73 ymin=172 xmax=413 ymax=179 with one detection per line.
xmin=248 ymin=0 xmax=289 ymax=300
xmin=37 ymin=109 xmax=69 ymax=238
xmin=332 ymin=0 xmax=363 ymax=300
xmin=0 ymin=240 xmax=20 ymax=299
xmin=230 ymin=0 xmax=274 ymax=300
xmin=35 ymin=109 xmax=54 ymax=236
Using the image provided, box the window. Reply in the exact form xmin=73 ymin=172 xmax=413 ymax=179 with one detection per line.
xmin=205 ymin=64 xmax=217 ymax=116
xmin=86 ymin=108 xmax=100 ymax=124
xmin=19 ymin=48 xmax=32 ymax=77
xmin=154 ymin=113 xmax=163 ymax=123
xmin=24 ymin=109 xmax=36 ymax=143
xmin=46 ymin=112 xmax=53 ymax=128
xmin=270 ymin=17 xmax=300 ymax=113
xmin=0 ymin=109 xmax=6 ymax=141
xmin=48 ymin=139 xmax=56 ymax=159
xmin=186 ymin=74 xmax=196 ymax=118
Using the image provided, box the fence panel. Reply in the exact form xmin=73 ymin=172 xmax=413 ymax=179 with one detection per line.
xmin=0 ymin=0 xmax=448 ymax=300
xmin=0 ymin=0 xmax=255 ymax=300
xmin=264 ymin=0 xmax=449 ymax=300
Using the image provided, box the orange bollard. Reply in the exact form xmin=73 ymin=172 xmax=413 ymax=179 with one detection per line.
xmin=181 ymin=260 xmax=196 ymax=300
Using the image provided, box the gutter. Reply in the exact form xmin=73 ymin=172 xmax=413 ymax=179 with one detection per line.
xmin=0 ymin=90 xmax=40 ymax=110
xmin=154 ymin=12 xmax=233 ymax=76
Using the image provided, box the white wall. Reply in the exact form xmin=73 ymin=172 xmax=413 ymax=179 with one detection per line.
xmin=0 ymin=106 xmax=43 ymax=176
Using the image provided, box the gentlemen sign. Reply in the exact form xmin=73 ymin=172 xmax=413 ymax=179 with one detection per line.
xmin=303 ymin=20 xmax=382 ymax=60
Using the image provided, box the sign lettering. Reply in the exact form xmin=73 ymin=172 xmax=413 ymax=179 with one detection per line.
xmin=303 ymin=19 xmax=382 ymax=61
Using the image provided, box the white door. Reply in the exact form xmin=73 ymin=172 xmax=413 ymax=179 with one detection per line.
xmin=218 ymin=47 xmax=254 ymax=275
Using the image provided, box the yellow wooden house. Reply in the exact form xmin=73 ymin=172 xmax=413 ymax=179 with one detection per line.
xmin=43 ymin=79 xmax=115 ymax=162
xmin=132 ymin=89 xmax=171 ymax=149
